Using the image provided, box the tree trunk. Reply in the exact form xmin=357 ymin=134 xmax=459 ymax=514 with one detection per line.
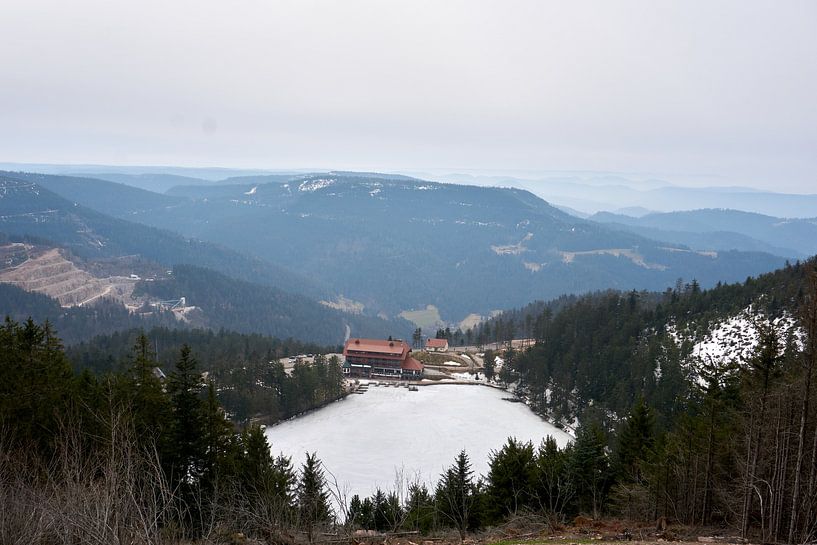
xmin=741 ymin=412 xmax=756 ymax=538
xmin=789 ymin=271 xmax=817 ymax=544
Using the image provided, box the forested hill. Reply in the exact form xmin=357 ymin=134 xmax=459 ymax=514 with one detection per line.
xmin=134 ymin=264 xmax=414 ymax=345
xmin=0 ymin=176 xmax=415 ymax=345
xmin=0 ymin=175 xmax=326 ymax=298
xmin=0 ymin=170 xmax=186 ymax=217
xmin=12 ymin=170 xmax=787 ymax=322
xmin=477 ymin=257 xmax=814 ymax=428
xmin=0 ymin=282 xmax=182 ymax=344
xmin=127 ymin=172 xmax=791 ymax=319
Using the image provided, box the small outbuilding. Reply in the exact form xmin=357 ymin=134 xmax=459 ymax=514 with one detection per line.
xmin=425 ymin=338 xmax=449 ymax=352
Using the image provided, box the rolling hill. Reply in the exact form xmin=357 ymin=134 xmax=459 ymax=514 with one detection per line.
xmin=591 ymin=208 xmax=817 ymax=258
xmin=0 ymin=175 xmax=325 ymax=298
xmin=2 ymin=170 xmax=794 ymax=324
xmin=113 ymin=172 xmax=788 ymax=321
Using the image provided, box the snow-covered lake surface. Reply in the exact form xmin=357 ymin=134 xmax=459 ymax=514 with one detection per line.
xmin=265 ymin=384 xmax=572 ymax=501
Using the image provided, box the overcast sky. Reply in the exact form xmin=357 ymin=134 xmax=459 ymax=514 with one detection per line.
xmin=1 ymin=1 xmax=815 ymax=192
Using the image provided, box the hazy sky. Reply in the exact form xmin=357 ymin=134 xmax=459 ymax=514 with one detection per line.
xmin=1 ymin=1 xmax=815 ymax=192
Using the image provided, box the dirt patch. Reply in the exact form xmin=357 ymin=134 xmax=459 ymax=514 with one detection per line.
xmin=416 ymin=351 xmax=471 ymax=368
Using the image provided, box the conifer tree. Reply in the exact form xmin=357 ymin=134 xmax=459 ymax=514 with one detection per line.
xmin=436 ymin=450 xmax=478 ymax=539
xmin=240 ymin=424 xmax=275 ymax=489
xmin=201 ymin=380 xmax=237 ymax=491
xmin=614 ymin=396 xmax=655 ymax=482
xmin=166 ymin=344 xmax=206 ymax=489
xmin=298 ymin=452 xmax=331 ymax=542
xmin=347 ymin=494 xmax=364 ymax=528
xmin=570 ymin=422 xmax=610 ymax=518
xmin=404 ymin=483 xmax=435 ymax=533
xmin=271 ymin=454 xmax=298 ymax=508
xmin=534 ymin=436 xmax=574 ymax=516
xmin=487 ymin=437 xmax=536 ymax=519
xmin=483 ymin=350 xmax=495 ymax=381
xmin=126 ymin=332 xmax=170 ymax=443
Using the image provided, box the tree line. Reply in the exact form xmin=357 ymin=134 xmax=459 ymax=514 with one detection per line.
xmin=0 ymin=313 xmax=675 ymax=543
xmin=0 ymin=317 xmax=344 ymax=543
xmin=482 ymin=263 xmax=817 ymax=543
xmin=3 ymin=259 xmax=817 ymax=543
xmin=66 ymin=326 xmax=342 ymax=423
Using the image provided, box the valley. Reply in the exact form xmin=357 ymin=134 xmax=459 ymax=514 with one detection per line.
xmin=4 ymin=170 xmax=791 ymax=326
xmin=2 ymin=169 xmax=816 ymax=544
xmin=3 ymin=5 xmax=815 ymax=543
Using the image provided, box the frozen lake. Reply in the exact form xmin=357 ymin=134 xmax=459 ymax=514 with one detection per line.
xmin=265 ymin=383 xmax=572 ymax=502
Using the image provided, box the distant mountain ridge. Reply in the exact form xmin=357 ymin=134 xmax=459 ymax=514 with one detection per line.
xmin=431 ymin=173 xmax=817 ymax=218
xmin=111 ymin=172 xmax=788 ymax=321
xmin=0 ymin=175 xmax=325 ymax=297
xmin=1 ymin=170 xmax=793 ymax=324
xmin=591 ymin=208 xmax=817 ymax=258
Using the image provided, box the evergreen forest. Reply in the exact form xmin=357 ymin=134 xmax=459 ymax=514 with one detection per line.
xmin=2 ymin=260 xmax=817 ymax=543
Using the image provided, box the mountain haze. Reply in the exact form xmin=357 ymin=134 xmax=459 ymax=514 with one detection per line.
xmin=112 ymin=172 xmax=788 ymax=321
xmin=591 ymin=208 xmax=817 ymax=258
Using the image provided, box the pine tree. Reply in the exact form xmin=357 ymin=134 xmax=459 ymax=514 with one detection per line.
xmin=534 ymin=436 xmax=574 ymax=516
xmin=435 ymin=450 xmax=479 ymax=539
xmin=201 ymin=380 xmax=238 ymax=490
xmin=165 ymin=344 xmax=206 ymax=489
xmin=570 ymin=422 xmax=610 ymax=518
xmin=614 ymin=396 xmax=655 ymax=482
xmin=298 ymin=452 xmax=331 ymax=542
xmin=487 ymin=437 xmax=536 ymax=519
xmin=126 ymin=332 xmax=170 ymax=443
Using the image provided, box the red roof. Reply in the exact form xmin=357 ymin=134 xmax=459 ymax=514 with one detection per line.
xmin=426 ymin=338 xmax=448 ymax=348
xmin=401 ymin=356 xmax=424 ymax=372
xmin=344 ymin=338 xmax=410 ymax=358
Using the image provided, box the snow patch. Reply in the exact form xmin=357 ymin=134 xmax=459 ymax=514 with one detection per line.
xmin=298 ymin=178 xmax=336 ymax=192
xmin=670 ymin=307 xmax=803 ymax=388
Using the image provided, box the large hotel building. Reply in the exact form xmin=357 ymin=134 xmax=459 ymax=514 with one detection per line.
xmin=342 ymin=338 xmax=424 ymax=379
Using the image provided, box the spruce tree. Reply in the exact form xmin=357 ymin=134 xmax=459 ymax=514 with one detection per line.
xmin=614 ymin=396 xmax=655 ymax=482
xmin=347 ymin=494 xmax=364 ymax=528
xmin=487 ymin=437 xmax=536 ymax=519
xmin=166 ymin=344 xmax=206 ymax=489
xmin=126 ymin=332 xmax=170 ymax=444
xmin=435 ymin=450 xmax=478 ymax=539
xmin=404 ymin=483 xmax=435 ymax=533
xmin=298 ymin=452 xmax=331 ymax=542
xmin=570 ymin=422 xmax=610 ymax=518
xmin=201 ymin=380 xmax=238 ymax=490
xmin=534 ymin=436 xmax=574 ymax=516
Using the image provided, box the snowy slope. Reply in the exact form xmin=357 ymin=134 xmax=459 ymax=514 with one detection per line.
xmin=669 ymin=306 xmax=802 ymax=387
